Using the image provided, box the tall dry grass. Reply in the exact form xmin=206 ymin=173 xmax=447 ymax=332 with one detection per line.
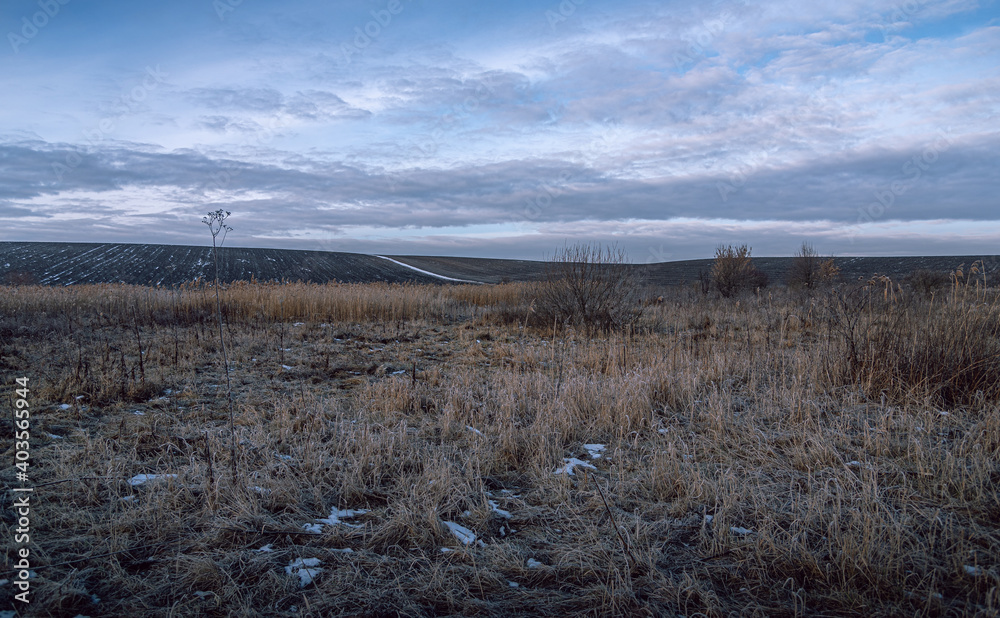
xmin=0 ymin=280 xmax=503 ymax=329
xmin=825 ymin=279 xmax=1000 ymax=406
xmin=1 ymin=278 xmax=997 ymax=616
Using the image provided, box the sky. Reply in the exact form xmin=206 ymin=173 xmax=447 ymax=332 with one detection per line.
xmin=1 ymin=0 xmax=998 ymax=262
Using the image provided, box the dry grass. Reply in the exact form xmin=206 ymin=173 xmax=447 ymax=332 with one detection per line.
xmin=1 ymin=279 xmax=998 ymax=616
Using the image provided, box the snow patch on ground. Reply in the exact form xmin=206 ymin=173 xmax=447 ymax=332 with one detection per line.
xmin=305 ymin=507 xmax=369 ymax=533
xmin=318 ymin=508 xmax=369 ymax=527
xmin=554 ymin=458 xmax=597 ymax=475
xmin=128 ymin=473 xmax=178 ymax=486
xmin=286 ymin=557 xmax=323 ymax=588
xmin=583 ymin=444 xmax=606 ymax=459
xmin=489 ymin=500 xmax=512 ymax=519
xmin=443 ymin=521 xmax=477 ymax=545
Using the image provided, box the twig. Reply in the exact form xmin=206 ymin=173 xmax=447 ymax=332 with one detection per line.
xmin=0 ymin=542 xmax=168 ymax=575
xmin=220 ymin=526 xmax=323 ymax=537
xmin=589 ymin=472 xmax=641 ymax=570
xmin=131 ymin=304 xmax=145 ymax=385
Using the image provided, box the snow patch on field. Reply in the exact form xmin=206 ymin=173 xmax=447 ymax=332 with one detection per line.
xmin=489 ymin=500 xmax=512 ymax=519
xmin=583 ymin=444 xmax=606 ymax=459
xmin=374 ymin=256 xmax=481 ymax=283
xmin=286 ymin=558 xmax=323 ymax=588
xmin=305 ymin=507 xmax=368 ymax=533
xmin=555 ymin=458 xmax=596 ymax=475
xmin=128 ymin=474 xmax=177 ymax=486
xmin=443 ymin=521 xmax=478 ymax=545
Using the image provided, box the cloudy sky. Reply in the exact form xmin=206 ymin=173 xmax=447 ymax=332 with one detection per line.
xmin=1 ymin=0 xmax=998 ymax=261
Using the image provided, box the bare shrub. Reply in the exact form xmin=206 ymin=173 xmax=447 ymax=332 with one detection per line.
xmin=903 ymin=269 xmax=949 ymax=298
xmin=696 ymin=269 xmax=712 ymax=295
xmin=536 ymin=243 xmax=642 ymax=333
xmin=745 ymin=265 xmax=770 ymax=290
xmin=787 ymin=242 xmax=840 ymax=289
xmin=711 ymin=244 xmax=768 ymax=297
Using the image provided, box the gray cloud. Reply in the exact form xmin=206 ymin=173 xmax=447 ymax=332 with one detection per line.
xmin=1 ymin=0 xmax=997 ymax=259
xmin=1 ymin=129 xmax=996 ymax=231
xmin=0 ymin=202 xmax=42 ymax=218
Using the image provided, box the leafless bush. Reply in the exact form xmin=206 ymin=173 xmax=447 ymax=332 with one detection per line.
xmin=787 ymin=242 xmax=840 ymax=289
xmin=696 ymin=269 xmax=712 ymax=295
xmin=903 ymin=269 xmax=950 ymax=299
xmin=711 ymin=244 xmax=768 ymax=297
xmin=536 ymin=243 xmax=642 ymax=333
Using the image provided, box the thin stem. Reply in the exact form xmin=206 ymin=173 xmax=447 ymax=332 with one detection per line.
xmin=211 ymin=231 xmax=237 ymax=481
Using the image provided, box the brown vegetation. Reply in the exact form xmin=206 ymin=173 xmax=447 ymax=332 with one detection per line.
xmin=711 ymin=244 xmax=769 ymax=297
xmin=1 ymin=277 xmax=998 ymax=616
xmin=904 ymin=269 xmax=951 ymax=298
xmin=787 ymin=242 xmax=841 ymax=289
xmin=536 ymin=243 xmax=643 ymax=333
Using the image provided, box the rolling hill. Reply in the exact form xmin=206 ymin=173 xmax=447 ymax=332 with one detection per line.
xmin=0 ymin=242 xmax=995 ymax=287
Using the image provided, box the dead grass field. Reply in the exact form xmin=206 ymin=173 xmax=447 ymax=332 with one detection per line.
xmin=1 ymin=279 xmax=998 ymax=616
